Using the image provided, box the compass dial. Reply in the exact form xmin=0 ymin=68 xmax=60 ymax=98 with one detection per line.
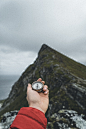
xmin=32 ymin=81 xmax=44 ymax=92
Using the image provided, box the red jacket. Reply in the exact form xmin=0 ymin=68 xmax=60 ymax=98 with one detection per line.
xmin=10 ymin=107 xmax=47 ymax=129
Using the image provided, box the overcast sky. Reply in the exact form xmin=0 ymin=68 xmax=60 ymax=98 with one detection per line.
xmin=0 ymin=0 xmax=86 ymax=75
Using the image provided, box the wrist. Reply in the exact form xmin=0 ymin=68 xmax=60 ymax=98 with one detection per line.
xmin=29 ymin=104 xmax=45 ymax=114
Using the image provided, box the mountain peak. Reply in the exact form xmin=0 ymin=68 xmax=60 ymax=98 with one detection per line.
xmin=41 ymin=44 xmax=49 ymax=48
xmin=38 ymin=44 xmax=51 ymax=55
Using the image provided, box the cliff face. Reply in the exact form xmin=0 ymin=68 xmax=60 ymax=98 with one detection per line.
xmin=0 ymin=44 xmax=86 ymax=127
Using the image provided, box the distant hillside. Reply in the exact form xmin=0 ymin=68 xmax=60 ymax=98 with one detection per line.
xmin=0 ymin=44 xmax=86 ymax=128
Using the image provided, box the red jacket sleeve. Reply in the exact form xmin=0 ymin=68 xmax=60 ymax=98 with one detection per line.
xmin=10 ymin=107 xmax=47 ymax=129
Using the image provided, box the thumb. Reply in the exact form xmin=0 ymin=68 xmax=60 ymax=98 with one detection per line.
xmin=27 ymin=83 xmax=32 ymax=91
xmin=26 ymin=83 xmax=32 ymax=101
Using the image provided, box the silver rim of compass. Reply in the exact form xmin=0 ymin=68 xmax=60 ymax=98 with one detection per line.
xmin=32 ymin=81 xmax=44 ymax=92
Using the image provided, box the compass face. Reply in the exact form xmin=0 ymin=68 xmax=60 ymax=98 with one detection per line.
xmin=32 ymin=81 xmax=44 ymax=92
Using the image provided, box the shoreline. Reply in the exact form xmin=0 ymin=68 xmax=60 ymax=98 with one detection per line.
xmin=0 ymin=104 xmax=2 ymax=109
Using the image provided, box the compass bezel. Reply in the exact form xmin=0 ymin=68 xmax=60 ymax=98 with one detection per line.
xmin=32 ymin=81 xmax=44 ymax=92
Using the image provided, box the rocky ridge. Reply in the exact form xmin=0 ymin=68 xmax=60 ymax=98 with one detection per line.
xmin=0 ymin=110 xmax=18 ymax=129
xmin=0 ymin=44 xmax=86 ymax=129
xmin=47 ymin=110 xmax=86 ymax=129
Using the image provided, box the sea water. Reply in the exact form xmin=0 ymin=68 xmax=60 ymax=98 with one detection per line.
xmin=0 ymin=75 xmax=19 ymax=100
xmin=0 ymin=75 xmax=19 ymax=129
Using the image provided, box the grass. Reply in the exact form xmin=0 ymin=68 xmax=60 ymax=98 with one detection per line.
xmin=50 ymin=89 xmax=84 ymax=115
xmin=38 ymin=46 xmax=86 ymax=79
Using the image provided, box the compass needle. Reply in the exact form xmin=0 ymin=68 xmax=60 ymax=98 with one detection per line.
xmin=32 ymin=81 xmax=44 ymax=92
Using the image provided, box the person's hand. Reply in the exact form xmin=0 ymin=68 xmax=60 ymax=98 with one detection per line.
xmin=26 ymin=78 xmax=49 ymax=114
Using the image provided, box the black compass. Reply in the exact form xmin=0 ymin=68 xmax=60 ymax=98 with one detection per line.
xmin=32 ymin=81 xmax=44 ymax=92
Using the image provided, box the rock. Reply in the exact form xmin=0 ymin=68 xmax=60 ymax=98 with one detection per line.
xmin=47 ymin=110 xmax=86 ymax=129
xmin=0 ymin=110 xmax=18 ymax=129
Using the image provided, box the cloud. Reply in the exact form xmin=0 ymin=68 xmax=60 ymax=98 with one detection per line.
xmin=0 ymin=0 xmax=86 ymax=75
xmin=0 ymin=45 xmax=37 ymax=75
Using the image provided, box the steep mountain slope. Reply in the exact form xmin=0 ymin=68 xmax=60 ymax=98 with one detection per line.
xmin=0 ymin=44 xmax=86 ymax=123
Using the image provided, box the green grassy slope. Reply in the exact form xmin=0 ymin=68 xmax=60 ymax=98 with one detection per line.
xmin=38 ymin=44 xmax=86 ymax=79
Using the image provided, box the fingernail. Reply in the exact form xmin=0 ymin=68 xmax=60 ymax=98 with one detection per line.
xmin=44 ymin=87 xmax=47 ymax=90
xmin=45 ymin=91 xmax=47 ymax=94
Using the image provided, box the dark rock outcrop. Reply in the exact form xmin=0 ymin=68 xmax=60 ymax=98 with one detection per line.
xmin=47 ymin=110 xmax=86 ymax=129
xmin=0 ymin=110 xmax=18 ymax=129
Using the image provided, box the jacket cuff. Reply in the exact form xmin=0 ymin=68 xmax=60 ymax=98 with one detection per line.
xmin=10 ymin=107 xmax=47 ymax=129
xmin=18 ymin=107 xmax=47 ymax=128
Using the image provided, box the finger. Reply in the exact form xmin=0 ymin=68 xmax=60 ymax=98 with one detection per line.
xmin=37 ymin=78 xmax=42 ymax=82
xmin=42 ymin=81 xmax=45 ymax=85
xmin=43 ymin=85 xmax=48 ymax=91
xmin=27 ymin=83 xmax=32 ymax=92
xmin=44 ymin=89 xmax=49 ymax=95
xmin=37 ymin=78 xmax=45 ymax=85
